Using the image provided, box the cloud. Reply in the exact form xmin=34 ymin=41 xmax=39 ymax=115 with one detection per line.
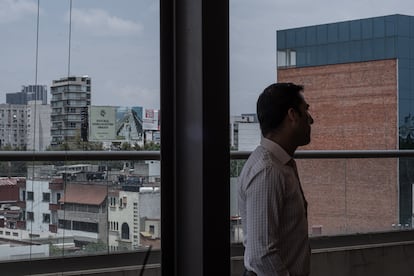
xmin=69 ymin=8 xmax=143 ymax=36
xmin=94 ymin=80 xmax=159 ymax=109
xmin=0 ymin=0 xmax=38 ymax=24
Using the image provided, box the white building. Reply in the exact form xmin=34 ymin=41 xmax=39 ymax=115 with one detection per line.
xmin=26 ymin=101 xmax=52 ymax=151
xmin=139 ymin=188 xmax=161 ymax=243
xmin=108 ymin=190 xmax=140 ymax=251
xmin=0 ymin=104 xmax=27 ymax=149
xmin=108 ymin=188 xmax=160 ymax=251
xmin=0 ymin=243 xmax=49 ymax=261
xmin=230 ymin=114 xmax=261 ymax=151
xmin=25 ymin=180 xmax=53 ymax=236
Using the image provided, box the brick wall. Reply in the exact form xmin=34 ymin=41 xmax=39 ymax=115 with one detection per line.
xmin=278 ymin=59 xmax=399 ymax=235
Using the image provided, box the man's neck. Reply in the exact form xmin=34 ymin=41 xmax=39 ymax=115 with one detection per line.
xmin=265 ymin=133 xmax=296 ymax=157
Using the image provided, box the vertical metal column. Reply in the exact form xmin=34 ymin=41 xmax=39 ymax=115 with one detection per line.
xmin=161 ymin=0 xmax=230 ymax=275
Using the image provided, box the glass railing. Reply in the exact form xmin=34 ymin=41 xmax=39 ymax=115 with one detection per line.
xmin=230 ymin=149 xmax=414 ymax=243
xmin=0 ymin=150 xmax=413 ymax=274
xmin=0 ymin=151 xmax=159 ymax=263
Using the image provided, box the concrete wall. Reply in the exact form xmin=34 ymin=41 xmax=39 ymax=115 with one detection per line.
xmin=21 ymin=242 xmax=414 ymax=276
xmin=230 ymin=242 xmax=414 ymax=276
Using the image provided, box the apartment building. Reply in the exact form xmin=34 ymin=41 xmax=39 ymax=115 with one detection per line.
xmin=50 ymin=76 xmax=91 ymax=146
xmin=0 ymin=104 xmax=27 ymax=149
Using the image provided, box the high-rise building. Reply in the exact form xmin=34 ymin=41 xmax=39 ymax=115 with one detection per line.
xmin=0 ymin=104 xmax=27 ymax=149
xmin=26 ymin=101 xmax=51 ymax=151
xmin=50 ymin=76 xmax=91 ymax=146
xmin=276 ymin=14 xmax=414 ymax=234
xmin=6 ymin=85 xmax=47 ymax=105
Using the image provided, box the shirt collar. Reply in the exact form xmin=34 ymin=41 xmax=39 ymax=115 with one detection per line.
xmin=260 ymin=137 xmax=292 ymax=165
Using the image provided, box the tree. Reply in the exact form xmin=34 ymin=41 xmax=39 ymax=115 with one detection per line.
xmin=84 ymin=240 xmax=108 ymax=253
xmin=230 ymin=159 xmax=246 ymax=178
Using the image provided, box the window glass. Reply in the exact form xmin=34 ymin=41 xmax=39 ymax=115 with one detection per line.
xmin=229 ymin=1 xmax=414 ymax=270
xmin=0 ymin=0 xmax=160 ymax=264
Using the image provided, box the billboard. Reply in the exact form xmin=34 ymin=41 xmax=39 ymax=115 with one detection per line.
xmin=89 ymin=106 xmax=116 ymax=140
xmin=115 ymin=106 xmax=144 ymax=141
xmin=143 ymin=108 xmax=160 ymax=130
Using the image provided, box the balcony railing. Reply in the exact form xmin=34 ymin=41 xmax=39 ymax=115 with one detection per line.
xmin=49 ymin=203 xmax=60 ymax=211
xmin=0 ymin=149 xmax=414 ymax=276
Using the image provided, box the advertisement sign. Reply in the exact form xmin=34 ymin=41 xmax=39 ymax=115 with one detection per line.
xmin=115 ymin=106 xmax=144 ymax=141
xmin=143 ymin=108 xmax=160 ymax=130
xmin=89 ymin=106 xmax=116 ymax=140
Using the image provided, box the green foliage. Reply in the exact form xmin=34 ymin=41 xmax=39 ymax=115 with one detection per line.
xmin=142 ymin=141 xmax=160 ymax=151
xmin=49 ymin=244 xmax=63 ymax=257
xmin=0 ymin=145 xmax=27 ymax=176
xmin=230 ymin=159 xmax=246 ymax=177
xmin=121 ymin=142 xmax=132 ymax=150
xmin=84 ymin=240 xmax=108 ymax=253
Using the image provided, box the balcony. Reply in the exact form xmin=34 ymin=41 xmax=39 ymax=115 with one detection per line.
xmin=49 ymin=179 xmax=64 ymax=190
xmin=15 ymin=201 xmax=26 ymax=209
xmin=16 ymin=221 xmax=26 ymax=230
xmin=49 ymin=203 xmax=60 ymax=211
xmin=49 ymin=224 xmax=58 ymax=233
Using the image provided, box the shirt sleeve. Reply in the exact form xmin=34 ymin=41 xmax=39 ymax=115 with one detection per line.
xmin=245 ymin=165 xmax=289 ymax=276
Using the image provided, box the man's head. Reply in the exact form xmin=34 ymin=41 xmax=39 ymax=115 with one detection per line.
xmin=257 ymin=82 xmax=313 ymax=147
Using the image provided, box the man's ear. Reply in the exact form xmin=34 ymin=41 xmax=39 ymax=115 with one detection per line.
xmin=286 ymin=107 xmax=297 ymax=122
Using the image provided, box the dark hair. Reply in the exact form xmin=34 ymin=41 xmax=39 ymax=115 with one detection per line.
xmin=257 ymin=82 xmax=304 ymax=136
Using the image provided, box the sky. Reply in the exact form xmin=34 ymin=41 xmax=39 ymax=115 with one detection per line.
xmin=1 ymin=0 xmax=414 ymax=115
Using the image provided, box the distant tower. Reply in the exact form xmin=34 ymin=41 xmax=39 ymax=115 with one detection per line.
xmin=50 ymin=76 xmax=91 ymax=146
xmin=6 ymin=85 xmax=47 ymax=105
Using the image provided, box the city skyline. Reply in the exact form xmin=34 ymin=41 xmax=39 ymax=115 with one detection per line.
xmin=2 ymin=1 xmax=414 ymax=115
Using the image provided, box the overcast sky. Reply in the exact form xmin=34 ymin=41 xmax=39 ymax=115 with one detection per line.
xmin=1 ymin=0 xmax=414 ymax=115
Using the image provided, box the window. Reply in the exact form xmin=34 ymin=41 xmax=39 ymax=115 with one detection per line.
xmin=121 ymin=223 xmax=130 ymax=240
xmin=58 ymin=220 xmax=72 ymax=230
xmin=43 ymin=214 xmax=50 ymax=224
xmin=42 ymin=193 xmax=50 ymax=202
xmin=277 ymin=49 xmax=296 ymax=67
xmin=27 ymin=212 xmax=34 ymax=221
xmin=72 ymin=221 xmax=99 ymax=233
xmin=27 ymin=192 xmax=34 ymax=201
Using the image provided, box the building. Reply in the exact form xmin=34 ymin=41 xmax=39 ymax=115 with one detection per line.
xmin=0 ymin=178 xmax=26 ymax=231
xmin=6 ymin=85 xmax=47 ymax=105
xmin=0 ymin=104 xmax=27 ymax=149
xmin=25 ymin=179 xmax=53 ymax=237
xmin=0 ymin=102 xmax=51 ymax=151
xmin=50 ymin=76 xmax=91 ymax=147
xmin=26 ymin=101 xmax=51 ymax=151
xmin=276 ymin=14 xmax=413 ymax=234
xmin=108 ymin=190 xmax=140 ymax=251
xmin=230 ymin=114 xmax=260 ymax=151
xmin=58 ymin=183 xmax=108 ymax=247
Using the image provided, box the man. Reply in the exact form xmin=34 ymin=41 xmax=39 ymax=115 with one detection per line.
xmin=238 ymin=83 xmax=314 ymax=276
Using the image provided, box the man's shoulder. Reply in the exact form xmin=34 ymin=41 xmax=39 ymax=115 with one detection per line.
xmin=240 ymin=146 xmax=273 ymax=175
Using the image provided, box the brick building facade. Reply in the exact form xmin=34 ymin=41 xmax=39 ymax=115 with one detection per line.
xmin=278 ymin=60 xmax=398 ymax=235
xmin=276 ymin=14 xmax=414 ymax=235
